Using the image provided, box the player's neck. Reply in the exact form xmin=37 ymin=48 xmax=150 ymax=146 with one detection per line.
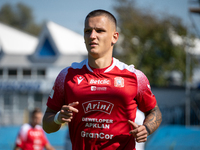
xmin=30 ymin=122 xmax=37 ymax=128
xmin=88 ymin=56 xmax=112 ymax=69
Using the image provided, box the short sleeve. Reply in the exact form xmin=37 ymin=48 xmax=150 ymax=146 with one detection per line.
xmin=134 ymin=69 xmax=157 ymax=112
xmin=15 ymin=132 xmax=23 ymax=148
xmin=46 ymin=67 xmax=69 ymax=112
xmin=15 ymin=124 xmax=29 ymax=148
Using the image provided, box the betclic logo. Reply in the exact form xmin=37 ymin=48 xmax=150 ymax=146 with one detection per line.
xmin=88 ymin=78 xmax=111 ymax=85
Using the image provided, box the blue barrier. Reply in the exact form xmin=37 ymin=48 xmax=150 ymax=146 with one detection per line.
xmin=145 ymin=125 xmax=200 ymax=150
xmin=0 ymin=125 xmax=68 ymax=150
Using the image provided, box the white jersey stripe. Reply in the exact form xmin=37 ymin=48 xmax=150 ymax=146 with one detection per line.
xmin=113 ymin=58 xmax=136 ymax=73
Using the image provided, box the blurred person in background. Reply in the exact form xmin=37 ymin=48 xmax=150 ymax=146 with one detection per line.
xmin=43 ymin=9 xmax=162 ymax=150
xmin=14 ymin=108 xmax=55 ymax=150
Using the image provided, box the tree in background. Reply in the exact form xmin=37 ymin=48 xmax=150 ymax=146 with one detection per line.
xmin=0 ymin=3 xmax=42 ymax=36
xmin=113 ymin=0 xmax=193 ymax=87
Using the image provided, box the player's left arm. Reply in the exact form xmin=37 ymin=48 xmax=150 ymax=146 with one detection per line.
xmin=143 ymin=103 xmax=162 ymax=135
xmin=129 ymin=104 xmax=162 ymax=143
xmin=129 ymin=69 xmax=162 ymax=142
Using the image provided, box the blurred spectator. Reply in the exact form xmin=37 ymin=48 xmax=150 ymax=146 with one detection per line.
xmin=14 ymin=108 xmax=55 ymax=150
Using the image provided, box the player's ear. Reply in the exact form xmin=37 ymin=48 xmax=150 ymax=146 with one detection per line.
xmin=112 ymin=32 xmax=119 ymax=45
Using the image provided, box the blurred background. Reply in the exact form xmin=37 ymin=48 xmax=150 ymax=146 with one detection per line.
xmin=0 ymin=0 xmax=200 ymax=149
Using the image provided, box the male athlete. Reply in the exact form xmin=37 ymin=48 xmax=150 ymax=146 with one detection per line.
xmin=14 ymin=108 xmax=54 ymax=150
xmin=43 ymin=9 xmax=162 ymax=150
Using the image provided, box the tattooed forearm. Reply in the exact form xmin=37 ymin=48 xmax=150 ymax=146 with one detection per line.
xmin=143 ymin=104 xmax=162 ymax=135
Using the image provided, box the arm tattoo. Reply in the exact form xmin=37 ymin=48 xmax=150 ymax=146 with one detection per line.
xmin=143 ymin=104 xmax=162 ymax=135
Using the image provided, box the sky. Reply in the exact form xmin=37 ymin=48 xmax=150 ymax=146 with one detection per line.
xmin=0 ymin=0 xmax=199 ymax=35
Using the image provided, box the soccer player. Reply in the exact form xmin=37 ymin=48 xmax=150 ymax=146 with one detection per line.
xmin=14 ymin=108 xmax=55 ymax=150
xmin=42 ymin=9 xmax=162 ymax=150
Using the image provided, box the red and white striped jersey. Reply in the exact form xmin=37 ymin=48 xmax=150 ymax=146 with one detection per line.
xmin=47 ymin=57 xmax=157 ymax=150
xmin=15 ymin=124 xmax=49 ymax=150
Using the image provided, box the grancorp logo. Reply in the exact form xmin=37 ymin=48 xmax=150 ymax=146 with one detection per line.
xmin=82 ymin=100 xmax=114 ymax=115
xmin=88 ymin=78 xmax=111 ymax=85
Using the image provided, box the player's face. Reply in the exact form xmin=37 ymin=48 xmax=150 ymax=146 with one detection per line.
xmin=32 ymin=112 xmax=42 ymax=126
xmin=84 ymin=16 xmax=118 ymax=58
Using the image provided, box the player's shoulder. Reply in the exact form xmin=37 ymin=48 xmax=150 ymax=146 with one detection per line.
xmin=58 ymin=59 xmax=87 ymax=75
xmin=134 ymin=69 xmax=151 ymax=93
xmin=35 ymin=124 xmax=43 ymax=130
xmin=21 ymin=123 xmax=31 ymax=129
xmin=55 ymin=59 xmax=87 ymax=82
xmin=134 ymin=69 xmax=147 ymax=79
xmin=113 ymin=58 xmax=148 ymax=80
xmin=19 ymin=123 xmax=31 ymax=133
xmin=70 ymin=59 xmax=87 ymax=69
xmin=113 ymin=58 xmax=136 ymax=73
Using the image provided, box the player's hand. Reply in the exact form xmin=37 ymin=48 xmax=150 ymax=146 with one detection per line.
xmin=128 ymin=120 xmax=148 ymax=143
xmin=58 ymin=101 xmax=79 ymax=123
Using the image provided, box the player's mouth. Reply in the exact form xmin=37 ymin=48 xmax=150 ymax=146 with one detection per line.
xmin=89 ymin=42 xmax=98 ymax=47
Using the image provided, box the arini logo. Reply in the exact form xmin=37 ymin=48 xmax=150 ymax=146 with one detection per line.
xmin=82 ymin=100 xmax=114 ymax=114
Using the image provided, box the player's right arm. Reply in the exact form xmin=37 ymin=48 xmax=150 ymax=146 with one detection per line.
xmin=42 ymin=102 xmax=79 ymax=133
xmin=42 ymin=107 xmax=61 ymax=133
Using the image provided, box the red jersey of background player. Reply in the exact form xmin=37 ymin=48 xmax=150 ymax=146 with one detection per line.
xmin=47 ymin=57 xmax=157 ymax=150
xmin=15 ymin=123 xmax=49 ymax=150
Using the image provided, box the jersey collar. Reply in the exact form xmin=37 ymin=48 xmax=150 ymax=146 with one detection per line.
xmin=86 ymin=57 xmax=116 ymax=73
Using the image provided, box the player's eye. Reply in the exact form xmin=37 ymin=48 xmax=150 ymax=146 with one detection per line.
xmin=84 ymin=29 xmax=91 ymax=34
xmin=96 ymin=29 xmax=105 ymax=33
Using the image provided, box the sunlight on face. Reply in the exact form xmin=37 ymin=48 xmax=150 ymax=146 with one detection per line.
xmin=84 ymin=15 xmax=118 ymax=58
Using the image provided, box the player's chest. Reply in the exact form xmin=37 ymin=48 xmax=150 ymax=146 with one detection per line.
xmin=27 ymin=130 xmax=43 ymax=141
xmin=65 ymin=73 xmax=137 ymax=102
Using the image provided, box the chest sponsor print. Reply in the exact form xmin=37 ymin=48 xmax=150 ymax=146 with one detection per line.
xmin=82 ymin=100 xmax=114 ymax=115
xmin=88 ymin=78 xmax=111 ymax=85
xmin=29 ymin=130 xmax=42 ymax=137
xmin=91 ymin=86 xmax=107 ymax=91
